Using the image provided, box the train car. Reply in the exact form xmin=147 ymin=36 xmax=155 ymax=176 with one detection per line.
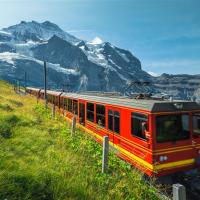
xmin=26 ymin=88 xmax=62 ymax=107
xmin=38 ymin=90 xmax=62 ymax=107
xmin=28 ymin=88 xmax=200 ymax=177
xmin=46 ymin=90 xmax=62 ymax=107
xmin=26 ymin=87 xmax=41 ymax=97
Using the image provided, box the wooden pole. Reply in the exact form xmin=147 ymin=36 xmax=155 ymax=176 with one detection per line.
xmin=24 ymin=71 xmax=27 ymax=94
xmin=173 ymin=184 xmax=186 ymax=200
xmin=52 ymin=103 xmax=55 ymax=119
xmin=18 ymin=81 xmax=20 ymax=92
xmin=102 ymin=136 xmax=109 ymax=173
xmin=71 ymin=115 xmax=76 ymax=136
xmin=14 ymin=81 xmax=16 ymax=91
xmin=44 ymin=61 xmax=47 ymax=109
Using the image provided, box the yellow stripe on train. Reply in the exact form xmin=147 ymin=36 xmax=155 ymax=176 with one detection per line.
xmin=74 ymin=118 xmax=195 ymax=172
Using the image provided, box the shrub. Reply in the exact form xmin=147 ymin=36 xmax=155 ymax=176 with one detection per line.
xmin=0 ymin=172 xmax=54 ymax=200
xmin=0 ymin=122 xmax=12 ymax=138
xmin=5 ymin=115 xmax=20 ymax=125
xmin=0 ymin=115 xmax=20 ymax=138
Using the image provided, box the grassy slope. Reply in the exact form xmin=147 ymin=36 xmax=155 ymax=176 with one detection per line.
xmin=0 ymin=81 xmax=161 ymax=200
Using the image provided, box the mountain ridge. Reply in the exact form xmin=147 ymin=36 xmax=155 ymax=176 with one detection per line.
xmin=0 ymin=20 xmax=199 ymax=100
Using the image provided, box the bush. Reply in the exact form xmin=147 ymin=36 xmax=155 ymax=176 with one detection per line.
xmin=0 ymin=115 xmax=20 ymax=138
xmin=5 ymin=115 xmax=20 ymax=125
xmin=34 ymin=105 xmax=47 ymax=115
xmin=0 ymin=122 xmax=12 ymax=138
xmin=0 ymin=172 xmax=54 ymax=200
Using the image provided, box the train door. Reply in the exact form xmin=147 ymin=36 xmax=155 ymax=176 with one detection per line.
xmin=191 ymin=112 xmax=200 ymax=164
xmin=79 ymin=102 xmax=85 ymax=125
xmin=107 ymin=106 xmax=121 ymax=145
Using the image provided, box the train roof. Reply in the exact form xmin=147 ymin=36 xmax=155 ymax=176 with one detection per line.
xmin=61 ymin=92 xmax=200 ymax=113
xmin=40 ymin=89 xmax=62 ymax=96
xmin=27 ymin=87 xmax=200 ymax=112
xmin=26 ymin=87 xmax=41 ymax=91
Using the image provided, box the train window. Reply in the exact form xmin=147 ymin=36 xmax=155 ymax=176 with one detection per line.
xmin=54 ymin=96 xmax=56 ymax=104
xmin=87 ymin=103 xmax=94 ymax=122
xmin=193 ymin=113 xmax=200 ymax=135
xmin=114 ymin=111 xmax=120 ymax=134
xmin=56 ymin=97 xmax=59 ymax=106
xmin=108 ymin=110 xmax=113 ymax=131
xmin=131 ymin=113 xmax=148 ymax=140
xmin=63 ymin=98 xmax=68 ymax=110
xmin=47 ymin=94 xmax=50 ymax=102
xmin=96 ymin=104 xmax=105 ymax=127
xmin=156 ymin=114 xmax=190 ymax=143
xmin=108 ymin=110 xmax=120 ymax=134
xmin=73 ymin=100 xmax=78 ymax=115
xmin=68 ymin=99 xmax=73 ymax=112
xmin=60 ymin=98 xmax=63 ymax=108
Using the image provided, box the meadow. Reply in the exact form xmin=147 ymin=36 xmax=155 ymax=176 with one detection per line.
xmin=0 ymin=81 xmax=161 ymax=200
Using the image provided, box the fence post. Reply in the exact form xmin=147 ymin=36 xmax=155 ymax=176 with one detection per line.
xmin=52 ymin=103 xmax=55 ymax=119
xmin=102 ymin=136 xmax=109 ymax=173
xmin=71 ymin=115 xmax=76 ymax=136
xmin=173 ymin=184 xmax=186 ymax=200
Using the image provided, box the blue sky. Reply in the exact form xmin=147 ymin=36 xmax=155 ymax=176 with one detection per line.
xmin=0 ymin=0 xmax=200 ymax=75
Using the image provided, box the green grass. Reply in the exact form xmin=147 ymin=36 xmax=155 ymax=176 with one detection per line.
xmin=0 ymin=80 xmax=161 ymax=200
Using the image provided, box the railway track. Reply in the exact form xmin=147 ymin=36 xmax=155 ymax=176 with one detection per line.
xmin=157 ymin=170 xmax=200 ymax=200
xmin=177 ymin=171 xmax=200 ymax=200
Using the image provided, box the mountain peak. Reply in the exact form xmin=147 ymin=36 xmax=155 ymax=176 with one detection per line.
xmin=19 ymin=20 xmax=39 ymax=26
xmin=42 ymin=21 xmax=60 ymax=30
xmin=43 ymin=20 xmax=53 ymax=25
xmin=20 ymin=20 xmax=27 ymax=24
xmin=3 ymin=20 xmax=80 ymax=44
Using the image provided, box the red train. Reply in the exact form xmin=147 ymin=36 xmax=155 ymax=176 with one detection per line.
xmin=26 ymin=87 xmax=200 ymax=177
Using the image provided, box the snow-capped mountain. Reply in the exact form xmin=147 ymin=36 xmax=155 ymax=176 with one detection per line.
xmin=2 ymin=20 xmax=80 ymax=43
xmin=0 ymin=20 xmax=199 ymax=100
xmin=0 ymin=20 xmax=151 ymax=92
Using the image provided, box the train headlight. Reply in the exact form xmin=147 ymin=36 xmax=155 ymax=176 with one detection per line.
xmin=159 ymin=156 xmax=164 ymax=162
xmin=163 ymin=156 xmax=168 ymax=161
xmin=159 ymin=156 xmax=168 ymax=162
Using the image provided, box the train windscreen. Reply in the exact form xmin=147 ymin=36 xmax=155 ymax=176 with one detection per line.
xmin=193 ymin=113 xmax=200 ymax=135
xmin=156 ymin=114 xmax=190 ymax=143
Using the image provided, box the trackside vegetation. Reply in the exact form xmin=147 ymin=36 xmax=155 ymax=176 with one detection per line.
xmin=0 ymin=81 xmax=162 ymax=200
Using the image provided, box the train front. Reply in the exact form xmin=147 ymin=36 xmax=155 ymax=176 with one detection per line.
xmin=152 ymin=101 xmax=200 ymax=176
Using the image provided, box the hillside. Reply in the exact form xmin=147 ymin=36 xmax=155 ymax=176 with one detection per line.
xmin=154 ymin=73 xmax=200 ymax=100
xmin=0 ymin=81 xmax=161 ymax=200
